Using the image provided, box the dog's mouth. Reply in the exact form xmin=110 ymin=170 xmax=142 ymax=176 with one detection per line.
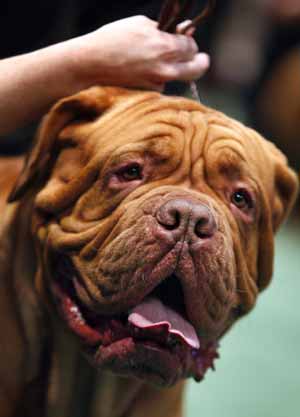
xmin=51 ymin=257 xmax=219 ymax=386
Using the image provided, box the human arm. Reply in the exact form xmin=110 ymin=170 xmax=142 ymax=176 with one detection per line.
xmin=0 ymin=15 xmax=209 ymax=136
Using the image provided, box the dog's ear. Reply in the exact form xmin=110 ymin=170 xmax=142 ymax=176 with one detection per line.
xmin=257 ymin=142 xmax=298 ymax=291
xmin=8 ymin=87 xmax=131 ymax=203
xmin=264 ymin=142 xmax=299 ymax=231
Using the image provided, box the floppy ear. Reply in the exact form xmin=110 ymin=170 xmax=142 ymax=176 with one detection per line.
xmin=257 ymin=142 xmax=298 ymax=291
xmin=7 ymin=87 xmax=129 ymax=203
xmin=269 ymin=143 xmax=299 ymax=231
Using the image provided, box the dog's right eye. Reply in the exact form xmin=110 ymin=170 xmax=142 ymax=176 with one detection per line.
xmin=116 ymin=163 xmax=143 ymax=182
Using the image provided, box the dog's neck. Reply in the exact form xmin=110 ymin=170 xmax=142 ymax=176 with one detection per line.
xmin=91 ymin=372 xmax=185 ymax=417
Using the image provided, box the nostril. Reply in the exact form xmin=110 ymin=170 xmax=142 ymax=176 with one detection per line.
xmin=156 ymin=199 xmax=216 ymax=239
xmin=194 ymin=215 xmax=216 ymax=239
xmin=158 ymin=208 xmax=181 ymax=230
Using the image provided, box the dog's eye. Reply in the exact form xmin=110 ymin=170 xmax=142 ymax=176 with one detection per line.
xmin=231 ymin=189 xmax=253 ymax=210
xmin=117 ymin=163 xmax=143 ymax=182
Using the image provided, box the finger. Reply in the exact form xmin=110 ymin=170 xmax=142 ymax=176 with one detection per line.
xmin=176 ymin=20 xmax=195 ymax=36
xmin=175 ymin=34 xmax=198 ymax=58
xmin=184 ymin=27 xmax=196 ymax=37
xmin=163 ymin=33 xmax=198 ymax=62
xmin=170 ymin=53 xmax=210 ymax=81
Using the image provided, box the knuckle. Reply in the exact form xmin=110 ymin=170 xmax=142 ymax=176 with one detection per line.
xmin=158 ymin=35 xmax=199 ymax=60
xmin=187 ymin=34 xmax=198 ymax=48
xmin=135 ymin=15 xmax=155 ymax=26
xmin=164 ymin=38 xmax=179 ymax=55
xmin=179 ymin=35 xmax=198 ymax=53
xmin=157 ymin=35 xmax=177 ymax=53
xmin=190 ymin=39 xmax=199 ymax=53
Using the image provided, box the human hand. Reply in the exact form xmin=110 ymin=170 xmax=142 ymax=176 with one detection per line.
xmin=71 ymin=15 xmax=210 ymax=91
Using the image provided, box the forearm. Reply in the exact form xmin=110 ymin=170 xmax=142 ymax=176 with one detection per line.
xmin=0 ymin=16 xmax=209 ymax=137
xmin=0 ymin=41 xmax=78 ymax=136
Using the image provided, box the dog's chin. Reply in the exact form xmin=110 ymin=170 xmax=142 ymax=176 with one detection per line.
xmin=92 ymin=336 xmax=203 ymax=387
xmin=49 ymin=258 xmax=219 ymax=387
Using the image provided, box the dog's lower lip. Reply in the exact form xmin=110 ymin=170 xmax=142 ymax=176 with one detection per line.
xmin=51 ymin=281 xmax=103 ymax=345
xmin=51 ymin=270 xmax=220 ymax=383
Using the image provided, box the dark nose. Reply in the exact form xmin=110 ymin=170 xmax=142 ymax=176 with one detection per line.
xmin=156 ymin=199 xmax=217 ymax=240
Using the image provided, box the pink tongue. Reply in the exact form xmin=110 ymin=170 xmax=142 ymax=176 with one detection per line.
xmin=128 ymin=297 xmax=200 ymax=349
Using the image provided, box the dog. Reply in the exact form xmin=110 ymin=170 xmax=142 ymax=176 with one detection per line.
xmin=0 ymin=87 xmax=298 ymax=417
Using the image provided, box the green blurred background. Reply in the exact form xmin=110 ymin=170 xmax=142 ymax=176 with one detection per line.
xmin=186 ymin=220 xmax=300 ymax=417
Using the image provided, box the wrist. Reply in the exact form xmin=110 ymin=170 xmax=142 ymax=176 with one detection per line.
xmin=25 ymin=38 xmax=94 ymax=105
xmin=63 ymin=33 xmax=104 ymax=92
xmin=38 ymin=40 xmax=87 ymax=100
xmin=65 ymin=29 xmax=129 ymax=90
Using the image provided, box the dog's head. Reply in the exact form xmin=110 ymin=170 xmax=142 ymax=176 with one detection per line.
xmin=9 ymin=87 xmax=298 ymax=386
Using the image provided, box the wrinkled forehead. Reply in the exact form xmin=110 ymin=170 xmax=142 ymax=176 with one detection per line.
xmin=60 ymin=94 xmax=274 ymax=186
xmin=203 ymin=115 xmax=275 ymax=189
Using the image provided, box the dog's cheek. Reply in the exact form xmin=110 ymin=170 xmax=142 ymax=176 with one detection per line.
xmin=75 ymin=214 xmax=169 ymax=311
xmin=186 ymin=229 xmax=237 ymax=339
xmin=230 ymin=228 xmax=260 ymax=314
xmin=69 ymin=178 xmax=136 ymax=223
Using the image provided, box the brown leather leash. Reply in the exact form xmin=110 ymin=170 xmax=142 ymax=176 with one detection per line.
xmin=158 ymin=0 xmax=215 ymax=101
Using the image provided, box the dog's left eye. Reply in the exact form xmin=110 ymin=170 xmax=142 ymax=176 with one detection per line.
xmin=117 ymin=163 xmax=143 ymax=182
xmin=231 ymin=189 xmax=253 ymax=210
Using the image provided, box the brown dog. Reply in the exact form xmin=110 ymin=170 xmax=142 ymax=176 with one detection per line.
xmin=0 ymin=87 xmax=298 ymax=417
